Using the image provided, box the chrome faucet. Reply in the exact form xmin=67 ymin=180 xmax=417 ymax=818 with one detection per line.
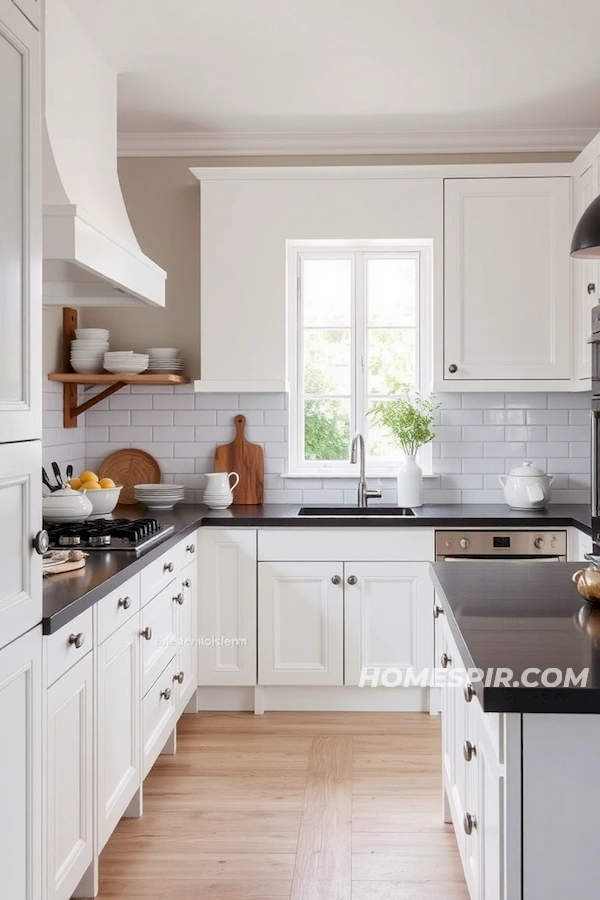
xmin=350 ymin=433 xmax=382 ymax=508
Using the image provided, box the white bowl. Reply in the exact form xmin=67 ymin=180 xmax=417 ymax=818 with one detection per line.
xmin=76 ymin=329 xmax=109 ymax=340
xmin=104 ymin=363 xmax=149 ymax=375
xmin=80 ymin=486 xmax=122 ymax=518
xmin=146 ymin=348 xmax=181 ymax=360
xmin=71 ymin=340 xmax=110 ymax=347
xmin=43 ymin=487 xmax=93 ymax=523
xmin=71 ymin=360 xmax=104 ymax=373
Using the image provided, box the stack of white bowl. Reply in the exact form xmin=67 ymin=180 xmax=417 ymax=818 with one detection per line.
xmin=103 ymin=351 xmax=149 ymax=375
xmin=134 ymin=483 xmax=185 ymax=510
xmin=70 ymin=328 xmax=110 ymax=374
xmin=146 ymin=348 xmax=184 ymax=374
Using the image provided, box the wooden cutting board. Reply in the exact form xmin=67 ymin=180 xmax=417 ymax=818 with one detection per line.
xmin=214 ymin=415 xmax=264 ymax=504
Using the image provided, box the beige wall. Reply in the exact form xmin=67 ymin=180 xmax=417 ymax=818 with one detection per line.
xmin=42 ymin=150 xmax=575 ymax=379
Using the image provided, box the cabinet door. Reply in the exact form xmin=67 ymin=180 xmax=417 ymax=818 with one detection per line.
xmin=344 ymin=561 xmax=433 ymax=685
xmin=475 ymin=724 xmax=503 ymax=900
xmin=444 ymin=177 xmax=571 ymax=383
xmin=97 ymin=617 xmax=141 ymax=853
xmin=0 ymin=440 xmax=42 ymax=650
xmin=258 ymin=561 xmax=343 ymax=686
xmin=176 ymin=561 xmax=197 ymax=712
xmin=9 ymin=0 xmax=40 ymax=27
xmin=46 ymin=653 xmax=93 ymax=900
xmin=0 ymin=626 xmax=41 ymax=900
xmin=0 ymin=0 xmax=41 ymax=441
xmin=198 ymin=529 xmax=257 ymax=686
xmin=573 ymin=165 xmax=598 ymax=382
xmin=140 ymin=582 xmax=178 ymax=697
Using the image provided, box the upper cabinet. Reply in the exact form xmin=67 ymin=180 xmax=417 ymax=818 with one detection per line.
xmin=441 ymin=177 xmax=572 ymax=389
xmin=10 ymin=0 xmax=39 ymax=27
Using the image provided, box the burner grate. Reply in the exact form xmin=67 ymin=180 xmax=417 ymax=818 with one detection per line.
xmin=45 ymin=517 xmax=173 ymax=553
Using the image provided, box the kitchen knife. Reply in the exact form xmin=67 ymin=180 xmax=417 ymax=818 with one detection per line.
xmin=42 ymin=467 xmax=55 ymax=493
xmin=51 ymin=461 xmax=64 ymax=489
xmin=66 ymin=464 xmax=73 ymax=482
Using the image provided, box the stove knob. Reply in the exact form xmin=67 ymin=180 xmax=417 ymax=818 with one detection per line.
xmin=445 ymin=540 xmax=453 ymax=548
xmin=33 ymin=530 xmax=49 ymax=555
xmin=460 ymin=538 xmax=470 ymax=550
xmin=534 ymin=537 xmax=545 ymax=550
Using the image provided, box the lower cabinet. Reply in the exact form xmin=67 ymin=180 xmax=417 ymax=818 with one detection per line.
xmin=175 ymin=558 xmax=198 ymax=712
xmin=45 ymin=653 xmax=93 ymax=900
xmin=0 ymin=626 xmax=42 ymax=900
xmin=142 ymin=655 xmax=179 ymax=778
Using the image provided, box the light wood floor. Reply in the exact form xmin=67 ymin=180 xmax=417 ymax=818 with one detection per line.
xmin=98 ymin=712 xmax=468 ymax=900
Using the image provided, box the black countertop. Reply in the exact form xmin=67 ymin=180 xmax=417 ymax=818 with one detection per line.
xmin=431 ymin=562 xmax=600 ymax=714
xmin=42 ymin=502 xmax=591 ymax=634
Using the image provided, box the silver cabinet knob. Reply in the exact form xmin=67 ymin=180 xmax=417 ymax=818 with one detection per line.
xmin=160 ymin=687 xmax=172 ymax=700
xmin=173 ymin=592 xmax=184 ymax=605
xmin=347 ymin=575 xmax=358 ymax=585
xmin=464 ymin=684 xmax=476 ymax=703
xmin=182 ymin=578 xmax=191 ymax=589
xmin=173 ymin=671 xmax=184 ymax=684
xmin=441 ymin=652 xmax=452 ymax=669
xmin=534 ymin=537 xmax=545 ymax=549
xmin=163 ymin=561 xmax=174 ymax=573
xmin=186 ymin=544 xmax=196 ymax=554
xmin=331 ymin=575 xmax=342 ymax=585
xmin=460 ymin=538 xmax=470 ymax=549
xmin=448 ymin=364 xmax=458 ymax=374
xmin=588 ymin=282 xmax=597 ymax=295
xmin=68 ymin=632 xmax=85 ymax=649
xmin=33 ymin=529 xmax=49 ymax=555
xmin=463 ymin=812 xmax=477 ymax=835
xmin=118 ymin=596 xmax=131 ymax=609
xmin=463 ymin=740 xmax=476 ymax=762
xmin=433 ymin=605 xmax=444 ymax=619
xmin=141 ymin=626 xmax=153 ymax=640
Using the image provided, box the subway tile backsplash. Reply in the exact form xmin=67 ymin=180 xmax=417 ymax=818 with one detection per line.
xmin=42 ymin=383 xmax=591 ymax=505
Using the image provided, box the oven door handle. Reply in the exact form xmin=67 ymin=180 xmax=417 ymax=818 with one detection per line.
xmin=592 ymin=409 xmax=600 ymax=518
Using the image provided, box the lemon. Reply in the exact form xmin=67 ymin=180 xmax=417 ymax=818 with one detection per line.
xmin=99 ymin=478 xmax=116 ymax=489
xmin=69 ymin=477 xmax=82 ymax=490
xmin=79 ymin=470 xmax=99 ymax=484
xmin=80 ymin=481 xmax=101 ymax=491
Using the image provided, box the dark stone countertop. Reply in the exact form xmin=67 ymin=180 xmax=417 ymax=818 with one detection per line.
xmin=431 ymin=561 xmax=600 ymax=714
xmin=42 ymin=502 xmax=591 ymax=634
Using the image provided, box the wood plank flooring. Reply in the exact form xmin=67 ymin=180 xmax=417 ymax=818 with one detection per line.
xmin=97 ymin=712 xmax=468 ymax=900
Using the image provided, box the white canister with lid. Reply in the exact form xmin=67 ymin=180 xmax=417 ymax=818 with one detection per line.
xmin=498 ymin=461 xmax=554 ymax=510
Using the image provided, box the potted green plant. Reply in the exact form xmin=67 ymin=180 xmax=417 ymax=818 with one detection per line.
xmin=369 ymin=386 xmax=440 ymax=507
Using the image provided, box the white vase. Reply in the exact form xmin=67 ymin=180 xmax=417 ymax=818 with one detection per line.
xmin=397 ymin=454 xmax=423 ymax=508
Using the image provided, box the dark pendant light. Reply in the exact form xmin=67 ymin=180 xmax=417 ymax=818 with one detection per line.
xmin=571 ymin=194 xmax=600 ymax=258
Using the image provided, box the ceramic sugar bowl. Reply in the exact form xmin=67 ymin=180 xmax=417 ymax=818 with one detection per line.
xmin=498 ymin=461 xmax=554 ymax=510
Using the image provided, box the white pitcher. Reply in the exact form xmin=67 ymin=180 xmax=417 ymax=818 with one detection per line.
xmin=204 ymin=472 xmax=239 ymax=493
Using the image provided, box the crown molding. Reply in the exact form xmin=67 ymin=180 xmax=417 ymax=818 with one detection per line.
xmin=117 ymin=127 xmax=597 ymax=158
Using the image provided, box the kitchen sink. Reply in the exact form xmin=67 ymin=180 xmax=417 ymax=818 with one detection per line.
xmin=297 ymin=506 xmax=415 ymax=517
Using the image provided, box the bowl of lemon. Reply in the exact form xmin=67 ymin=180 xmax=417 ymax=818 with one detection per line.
xmin=69 ymin=471 xmax=122 ymax=519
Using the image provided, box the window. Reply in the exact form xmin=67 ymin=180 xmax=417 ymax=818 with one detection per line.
xmin=287 ymin=240 xmax=432 ymax=475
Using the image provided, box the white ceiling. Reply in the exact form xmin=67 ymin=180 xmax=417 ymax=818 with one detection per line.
xmin=67 ymin=0 xmax=600 ymax=154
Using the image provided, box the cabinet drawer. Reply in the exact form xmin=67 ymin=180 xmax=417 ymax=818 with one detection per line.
xmin=142 ymin=655 xmax=178 ymax=778
xmin=97 ymin=575 xmax=141 ymax=645
xmin=141 ymin=582 xmax=178 ymax=696
xmin=46 ymin=607 xmax=93 ymax=687
xmin=258 ymin=528 xmax=434 ymax=562
xmin=140 ymin=541 xmax=186 ymax=603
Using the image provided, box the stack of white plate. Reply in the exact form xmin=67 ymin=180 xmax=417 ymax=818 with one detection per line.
xmin=134 ymin=483 xmax=185 ymax=510
xmin=146 ymin=347 xmax=184 ymax=374
xmin=70 ymin=329 xmax=110 ymax=374
xmin=203 ymin=490 xmax=234 ymax=510
xmin=103 ymin=351 xmax=149 ymax=375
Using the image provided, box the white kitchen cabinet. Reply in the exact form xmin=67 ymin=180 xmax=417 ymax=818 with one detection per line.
xmin=140 ymin=582 xmax=178 ymax=697
xmin=258 ymin=561 xmax=344 ymax=686
xmin=175 ymin=558 xmax=198 ymax=712
xmin=0 ymin=440 xmax=42 ymax=650
xmin=573 ymin=165 xmax=598 ymax=383
xmin=0 ymin=626 xmax=42 ymax=900
xmin=96 ymin=615 xmax=141 ymax=852
xmin=344 ymin=562 xmax=433 ymax=685
xmin=45 ymin=653 xmax=93 ymax=900
xmin=0 ymin=0 xmax=41 ymax=441
xmin=198 ymin=529 xmax=257 ymax=686
xmin=443 ymin=177 xmax=572 ymax=386
xmin=10 ymin=0 xmax=40 ymax=27
xmin=142 ymin=655 xmax=178 ymax=778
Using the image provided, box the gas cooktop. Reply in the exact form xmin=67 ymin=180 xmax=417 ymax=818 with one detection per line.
xmin=45 ymin=517 xmax=174 ymax=554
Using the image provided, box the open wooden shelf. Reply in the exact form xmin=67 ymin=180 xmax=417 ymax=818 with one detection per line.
xmin=48 ymin=308 xmax=191 ymax=427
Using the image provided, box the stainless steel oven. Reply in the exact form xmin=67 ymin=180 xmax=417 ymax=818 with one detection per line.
xmin=435 ymin=530 xmax=567 ymax=562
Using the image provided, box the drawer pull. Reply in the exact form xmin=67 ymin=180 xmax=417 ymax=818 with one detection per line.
xmin=433 ymin=605 xmax=444 ymax=619
xmin=186 ymin=543 xmax=196 ymax=554
xmin=163 ymin=562 xmax=175 ymax=573
xmin=118 ymin=596 xmax=132 ymax=610
xmin=463 ymin=812 xmax=477 ymax=835
xmin=174 ymin=671 xmax=184 ymax=684
xmin=173 ymin=592 xmax=184 ymax=605
xmin=160 ymin=687 xmax=172 ymax=700
xmin=141 ymin=626 xmax=153 ymax=641
xmin=441 ymin=652 xmax=452 ymax=669
xmin=463 ymin=740 xmax=476 ymax=762
xmin=464 ymin=684 xmax=476 ymax=703
xmin=68 ymin=633 xmax=85 ymax=649
xmin=182 ymin=578 xmax=191 ymax=589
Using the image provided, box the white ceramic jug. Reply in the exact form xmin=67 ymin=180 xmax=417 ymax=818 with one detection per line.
xmin=204 ymin=472 xmax=240 ymax=493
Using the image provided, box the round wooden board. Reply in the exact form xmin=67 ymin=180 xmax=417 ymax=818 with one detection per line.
xmin=99 ymin=449 xmax=161 ymax=505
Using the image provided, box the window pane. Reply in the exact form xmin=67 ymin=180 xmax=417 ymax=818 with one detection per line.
xmin=368 ymin=328 xmax=416 ymax=395
xmin=304 ymin=399 xmax=350 ymax=461
xmin=302 ymin=259 xmax=352 ymax=327
xmin=366 ymin=400 xmax=404 ymax=461
xmin=367 ymin=258 xmax=417 ymax=327
xmin=304 ymin=329 xmax=351 ymax=395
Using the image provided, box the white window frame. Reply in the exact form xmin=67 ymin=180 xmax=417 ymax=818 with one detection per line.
xmin=286 ymin=239 xmax=434 ymax=477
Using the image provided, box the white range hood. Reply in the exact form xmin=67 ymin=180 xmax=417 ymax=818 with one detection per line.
xmin=43 ymin=0 xmax=166 ymax=307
